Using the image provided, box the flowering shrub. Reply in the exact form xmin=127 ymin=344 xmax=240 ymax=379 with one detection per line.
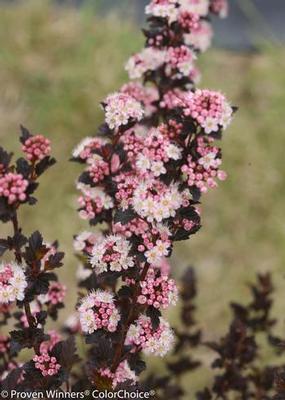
xmin=0 ymin=0 xmax=250 ymax=396
xmin=71 ymin=0 xmax=235 ymax=392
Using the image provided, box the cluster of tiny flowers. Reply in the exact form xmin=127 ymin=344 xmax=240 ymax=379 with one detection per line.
xmin=87 ymin=157 xmax=110 ymax=184
xmin=126 ymin=316 xmax=174 ymax=357
xmin=132 ymin=180 xmax=184 ymax=223
xmin=181 ymin=136 xmax=226 ymax=192
xmin=40 ymin=330 xmax=62 ymax=353
xmin=178 ymin=10 xmax=200 ymax=31
xmin=182 ymin=89 xmax=233 ymax=133
xmin=120 ymin=82 xmax=159 ymax=118
xmin=145 ymin=0 xmax=179 ymax=23
xmin=113 ymin=172 xmax=139 ymax=210
xmin=38 ymin=282 xmax=66 ymax=306
xmin=184 ymin=20 xmax=213 ymax=52
xmin=78 ymin=290 xmax=120 ymax=334
xmin=33 ymin=351 xmax=61 ymax=377
xmin=135 ymin=127 xmax=182 ymax=177
xmin=0 ymin=173 xmax=28 ymax=205
xmin=90 ymin=235 xmax=134 ymax=274
xmin=0 ymin=262 xmax=27 ymax=304
xmin=138 ymin=268 xmax=178 ymax=309
xmin=22 ymin=135 xmax=51 ymax=162
xmin=77 ymin=183 xmax=114 ymax=221
xmin=72 ymin=137 xmax=107 ymax=161
xmin=104 ymin=93 xmax=144 ymax=130
xmin=99 ymin=361 xmax=138 ymax=389
xmin=166 ymin=45 xmax=196 ymax=78
xmin=114 ymin=218 xmax=171 ymax=264
xmin=125 ymin=48 xmax=166 ymax=80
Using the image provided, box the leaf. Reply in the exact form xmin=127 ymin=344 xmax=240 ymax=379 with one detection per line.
xmin=29 ymin=231 xmax=43 ymax=253
xmin=146 ymin=306 xmax=161 ymax=330
xmin=0 ymin=239 xmax=9 ymax=256
xmin=45 ymin=252 xmax=65 ymax=270
xmin=16 ymin=158 xmax=32 ymax=178
xmin=52 ymin=337 xmax=80 ymax=373
xmin=0 ymin=146 xmax=13 ymax=168
xmin=19 ymin=125 xmax=32 ymax=144
xmin=35 ymin=156 xmax=56 ymax=177
xmin=114 ymin=207 xmax=137 ymax=225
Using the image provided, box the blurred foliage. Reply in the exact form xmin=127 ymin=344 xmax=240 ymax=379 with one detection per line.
xmin=0 ymin=1 xmax=285 ymax=392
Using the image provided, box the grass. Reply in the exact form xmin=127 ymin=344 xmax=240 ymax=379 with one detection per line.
xmin=0 ymin=1 xmax=285 ymax=394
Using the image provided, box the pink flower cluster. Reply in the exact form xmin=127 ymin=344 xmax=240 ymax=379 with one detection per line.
xmin=90 ymin=235 xmax=134 ymax=274
xmin=125 ymin=48 xmax=166 ymax=80
xmin=166 ymin=45 xmax=196 ymax=79
xmin=0 ymin=262 xmax=27 ymax=304
xmin=77 ymin=183 xmax=113 ymax=221
xmin=135 ymin=128 xmax=182 ymax=177
xmin=99 ymin=361 xmax=138 ymax=389
xmin=33 ymin=351 xmax=61 ymax=377
xmin=178 ymin=10 xmax=200 ymax=32
xmin=184 ymin=20 xmax=213 ymax=52
xmin=38 ymin=282 xmax=66 ymax=306
xmin=183 ymin=89 xmax=233 ymax=133
xmin=87 ymin=157 xmax=110 ymax=184
xmin=72 ymin=137 xmax=107 ymax=161
xmin=126 ymin=316 xmax=174 ymax=357
xmin=78 ymin=290 xmax=120 ymax=334
xmin=182 ymin=136 xmax=227 ymax=192
xmin=22 ymin=135 xmax=51 ymax=162
xmin=0 ymin=173 xmax=28 ymax=205
xmin=120 ymin=82 xmax=159 ymax=118
xmin=138 ymin=268 xmax=178 ymax=309
xmin=40 ymin=330 xmax=62 ymax=354
xmin=104 ymin=93 xmax=144 ymax=130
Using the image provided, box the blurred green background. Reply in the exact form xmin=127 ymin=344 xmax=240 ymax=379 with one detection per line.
xmin=0 ymin=0 xmax=285 ymax=393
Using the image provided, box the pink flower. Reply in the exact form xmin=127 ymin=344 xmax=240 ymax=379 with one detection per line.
xmin=99 ymin=361 xmax=138 ymax=389
xmin=0 ymin=173 xmax=29 ymax=205
xmin=104 ymin=93 xmax=144 ymax=130
xmin=138 ymin=268 xmax=178 ymax=309
xmin=126 ymin=315 xmax=174 ymax=356
xmin=22 ymin=135 xmax=51 ymax=162
xmin=78 ymin=290 xmax=120 ymax=334
xmin=0 ymin=262 xmax=27 ymax=304
xmin=33 ymin=351 xmax=61 ymax=377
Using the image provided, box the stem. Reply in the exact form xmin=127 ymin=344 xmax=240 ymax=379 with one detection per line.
xmin=12 ymin=213 xmax=22 ymax=263
xmin=111 ymin=263 xmax=150 ymax=372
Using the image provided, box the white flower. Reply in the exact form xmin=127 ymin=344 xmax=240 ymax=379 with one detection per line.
xmin=202 ymin=117 xmax=219 ymax=134
xmin=72 ymin=137 xmax=93 ymax=158
xmin=0 ymin=262 xmax=27 ymax=304
xmin=136 ymin=154 xmax=151 ymax=173
xmin=165 ymin=143 xmax=182 ymax=160
xmin=151 ymin=161 xmax=166 ymax=177
xmin=198 ymin=151 xmax=218 ymax=169
xmin=145 ymin=247 xmax=162 ymax=265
